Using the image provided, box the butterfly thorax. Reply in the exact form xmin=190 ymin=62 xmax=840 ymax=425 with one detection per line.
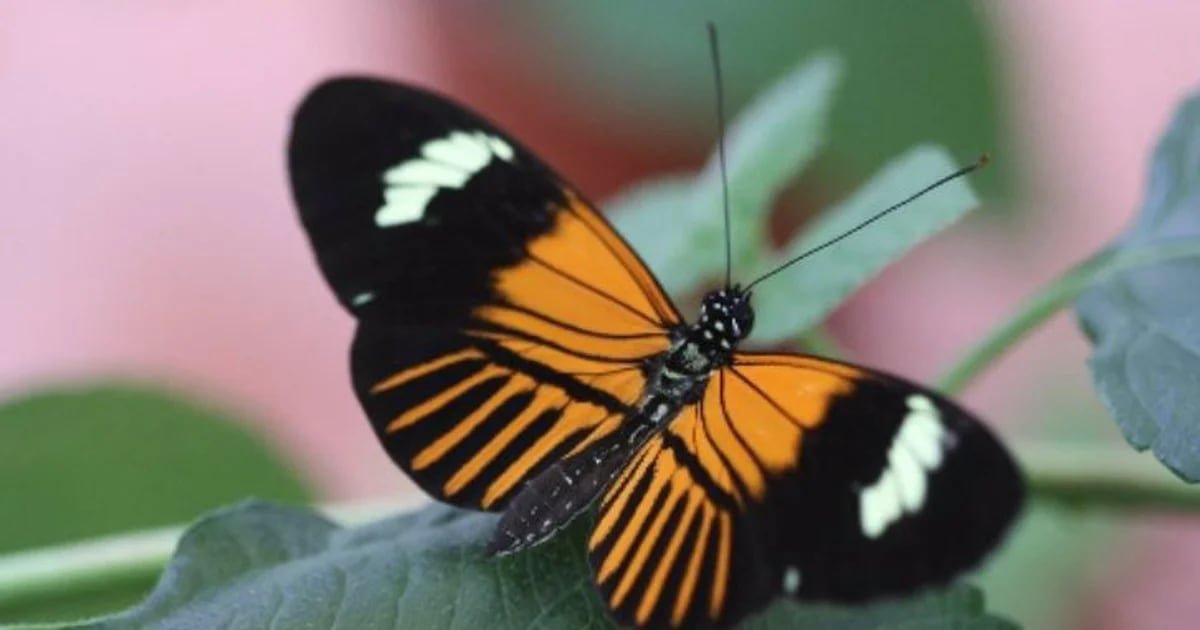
xmin=641 ymin=288 xmax=755 ymax=418
xmin=670 ymin=287 xmax=754 ymax=372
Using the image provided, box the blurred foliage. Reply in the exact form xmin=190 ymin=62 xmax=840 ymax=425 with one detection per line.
xmin=0 ymin=383 xmax=313 ymax=623
xmin=497 ymin=1 xmax=1014 ymax=202
xmin=974 ymin=389 xmax=1129 ymax=630
xmin=86 ymin=501 xmax=1012 ymax=630
xmin=607 ymin=54 xmax=840 ymax=297
xmin=1075 ymin=89 xmax=1200 ymax=482
xmin=609 ymin=54 xmax=979 ymax=343
xmin=975 ymin=504 xmax=1116 ymax=630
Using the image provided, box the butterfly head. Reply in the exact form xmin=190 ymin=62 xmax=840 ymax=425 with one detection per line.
xmin=697 ymin=287 xmax=754 ymax=348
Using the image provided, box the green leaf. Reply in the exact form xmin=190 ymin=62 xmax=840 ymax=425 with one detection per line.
xmin=609 ymin=54 xmax=841 ymax=296
xmin=1075 ymin=90 xmax=1200 ymax=482
xmin=0 ymin=383 xmax=312 ymax=623
xmin=609 ymin=55 xmax=982 ymax=346
xmin=743 ymin=587 xmax=1013 ymax=630
xmin=81 ymin=501 xmax=1012 ymax=629
xmin=607 ymin=175 xmax=701 ymax=294
xmin=751 ymin=146 xmax=979 ymax=343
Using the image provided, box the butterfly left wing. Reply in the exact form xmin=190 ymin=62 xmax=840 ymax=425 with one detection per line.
xmin=288 ymin=78 xmax=682 ymax=514
xmin=588 ymin=353 xmax=1023 ymax=629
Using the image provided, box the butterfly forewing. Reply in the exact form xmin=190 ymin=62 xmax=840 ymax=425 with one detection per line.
xmin=288 ymin=78 xmax=680 ymax=511
xmin=588 ymin=355 xmax=1022 ymax=628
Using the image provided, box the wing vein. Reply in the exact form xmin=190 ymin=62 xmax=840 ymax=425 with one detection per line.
xmin=528 ymin=254 xmax=662 ymax=329
xmin=728 ymin=366 xmax=806 ymax=428
xmin=560 ymin=201 xmax=681 ymax=325
xmin=717 ymin=370 xmax=770 ymax=476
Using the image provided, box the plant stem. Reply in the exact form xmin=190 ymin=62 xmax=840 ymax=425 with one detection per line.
xmin=0 ymin=498 xmax=417 ymax=620
xmin=1017 ymin=442 xmax=1200 ymax=512
xmin=937 ymin=237 xmax=1200 ymax=395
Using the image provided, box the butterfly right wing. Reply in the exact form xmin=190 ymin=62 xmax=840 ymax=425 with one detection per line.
xmin=588 ymin=354 xmax=1023 ymax=628
xmin=288 ymin=77 xmax=682 ymax=512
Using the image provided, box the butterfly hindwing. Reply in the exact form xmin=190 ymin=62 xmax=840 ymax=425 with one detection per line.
xmin=288 ymin=78 xmax=681 ymax=511
xmin=588 ymin=354 xmax=1023 ymax=628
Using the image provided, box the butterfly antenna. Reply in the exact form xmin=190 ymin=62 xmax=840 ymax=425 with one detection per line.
xmin=708 ymin=22 xmax=734 ymax=290
xmin=744 ymin=154 xmax=991 ymax=291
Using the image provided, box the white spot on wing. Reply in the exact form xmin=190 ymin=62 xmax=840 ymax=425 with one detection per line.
xmin=376 ymin=187 xmax=439 ymax=226
xmin=485 ymin=134 xmax=515 ymax=161
xmin=374 ymin=129 xmax=515 ymax=228
xmin=351 ymin=291 xmax=375 ymax=307
xmin=888 ymin=443 xmax=926 ymax=511
xmin=383 ymin=160 xmax=470 ymax=188
xmin=783 ymin=566 xmax=802 ymax=594
xmin=422 ymin=131 xmax=491 ymax=171
xmin=858 ymin=394 xmax=952 ymax=538
xmin=860 ymin=468 xmax=902 ymax=539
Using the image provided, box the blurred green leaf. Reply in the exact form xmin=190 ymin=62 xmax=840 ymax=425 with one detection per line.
xmin=609 ymin=54 xmax=841 ymax=295
xmin=1075 ymin=90 xmax=1200 ymax=482
xmin=609 ymin=52 xmax=981 ymax=344
xmin=607 ymin=175 xmax=702 ymax=294
xmin=973 ymin=504 xmax=1114 ymax=630
xmin=0 ymin=383 xmax=312 ymax=623
xmin=751 ymin=146 xmax=978 ymax=342
xmin=972 ymin=389 xmax=1128 ymax=629
xmin=507 ymin=1 xmax=1012 ymax=200
xmin=83 ymin=501 xmax=1012 ymax=629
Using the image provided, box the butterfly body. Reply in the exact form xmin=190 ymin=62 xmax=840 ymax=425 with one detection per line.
xmin=289 ymin=77 xmax=1023 ymax=629
xmin=489 ymin=288 xmax=754 ymax=556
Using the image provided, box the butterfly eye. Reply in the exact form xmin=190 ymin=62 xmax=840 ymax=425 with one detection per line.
xmin=731 ymin=300 xmax=754 ymax=339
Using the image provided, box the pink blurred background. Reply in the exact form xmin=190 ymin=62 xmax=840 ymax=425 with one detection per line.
xmin=3 ymin=3 xmax=1199 ymax=627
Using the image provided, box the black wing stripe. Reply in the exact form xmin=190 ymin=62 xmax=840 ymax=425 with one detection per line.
xmin=382 ymin=362 xmax=509 ymax=433
xmin=593 ymin=439 xmax=666 ymax=580
xmin=631 ymin=487 xmax=700 ymax=626
xmin=470 ymin=319 xmax=657 ymax=365
xmin=598 ymin=433 xmax=660 ymax=512
xmin=369 ymin=349 xmax=485 ymax=395
xmin=696 ymin=399 xmax=755 ymax=505
xmin=407 ymin=371 xmax=533 ymax=468
xmin=568 ymin=365 xmax=645 ymax=379
xmin=669 ymin=499 xmax=714 ymax=627
xmin=477 ymin=407 xmax=618 ymax=506
xmin=716 ymin=371 xmax=771 ymax=484
xmin=473 ymin=340 xmax=633 ymax=413
xmin=440 ymin=384 xmax=572 ymax=497
xmin=492 ymin=301 xmax=668 ymax=341
xmin=659 ymin=430 xmax=739 ymax=511
xmin=608 ymin=466 xmax=688 ymax=609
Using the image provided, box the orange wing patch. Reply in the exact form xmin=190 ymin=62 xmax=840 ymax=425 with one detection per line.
xmin=368 ymin=345 xmax=645 ymax=510
xmin=478 ymin=191 xmax=680 ymax=340
xmin=589 ymin=432 xmax=735 ymax=628
xmin=730 ymin=353 xmax=861 ymax=436
xmin=363 ymin=194 xmax=681 ymax=513
xmin=589 ymin=358 xmax=862 ymax=627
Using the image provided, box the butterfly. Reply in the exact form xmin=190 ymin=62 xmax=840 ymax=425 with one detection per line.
xmin=287 ymin=77 xmax=1023 ymax=629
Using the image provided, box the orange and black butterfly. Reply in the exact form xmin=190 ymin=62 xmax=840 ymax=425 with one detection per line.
xmin=288 ymin=78 xmax=1023 ymax=629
